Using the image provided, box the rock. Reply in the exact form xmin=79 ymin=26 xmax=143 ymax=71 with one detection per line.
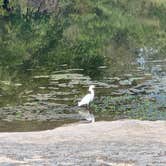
xmin=0 ymin=120 xmax=165 ymax=165
xmin=98 ymin=66 xmax=107 ymax=69
xmin=119 ymin=80 xmax=132 ymax=86
xmin=1 ymin=81 xmax=11 ymax=85
xmin=124 ymin=74 xmax=133 ymax=77
xmin=129 ymin=77 xmax=145 ymax=84
xmin=134 ymin=82 xmax=150 ymax=89
xmin=33 ymin=75 xmax=50 ymax=79
xmin=50 ymin=73 xmax=90 ymax=81
xmin=130 ymin=88 xmax=145 ymax=94
xmin=14 ymin=83 xmax=22 ymax=87
xmin=112 ymin=89 xmax=128 ymax=96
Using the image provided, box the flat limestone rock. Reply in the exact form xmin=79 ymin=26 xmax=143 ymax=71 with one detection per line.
xmin=0 ymin=120 xmax=166 ymax=165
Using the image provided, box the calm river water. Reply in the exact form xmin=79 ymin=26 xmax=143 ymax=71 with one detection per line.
xmin=0 ymin=47 xmax=165 ymax=131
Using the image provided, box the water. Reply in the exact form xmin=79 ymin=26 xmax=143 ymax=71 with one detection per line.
xmin=0 ymin=47 xmax=165 ymax=131
xmin=0 ymin=119 xmax=77 ymax=132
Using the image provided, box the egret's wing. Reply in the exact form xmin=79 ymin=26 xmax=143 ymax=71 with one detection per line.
xmin=78 ymin=93 xmax=91 ymax=106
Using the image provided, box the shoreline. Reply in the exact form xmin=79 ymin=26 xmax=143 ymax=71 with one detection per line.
xmin=0 ymin=119 xmax=166 ymax=165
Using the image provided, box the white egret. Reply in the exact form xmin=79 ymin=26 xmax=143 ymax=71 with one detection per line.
xmin=78 ymin=85 xmax=95 ymax=123
xmin=78 ymin=85 xmax=95 ymax=107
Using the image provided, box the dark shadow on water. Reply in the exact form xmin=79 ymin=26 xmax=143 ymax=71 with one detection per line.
xmin=0 ymin=119 xmax=78 ymax=132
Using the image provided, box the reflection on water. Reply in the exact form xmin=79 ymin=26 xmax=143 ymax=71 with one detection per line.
xmin=0 ymin=47 xmax=165 ymax=131
xmin=0 ymin=119 xmax=77 ymax=132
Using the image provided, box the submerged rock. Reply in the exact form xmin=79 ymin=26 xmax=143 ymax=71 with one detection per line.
xmin=50 ymin=73 xmax=90 ymax=81
xmin=130 ymin=88 xmax=145 ymax=94
xmin=119 ymin=80 xmax=132 ymax=86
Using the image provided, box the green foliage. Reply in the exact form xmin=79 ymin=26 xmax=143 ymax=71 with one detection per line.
xmin=0 ymin=0 xmax=166 ymax=72
xmin=91 ymin=94 xmax=166 ymax=121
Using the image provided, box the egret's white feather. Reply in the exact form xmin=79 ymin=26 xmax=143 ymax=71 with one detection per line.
xmin=78 ymin=93 xmax=93 ymax=106
xmin=78 ymin=85 xmax=95 ymax=107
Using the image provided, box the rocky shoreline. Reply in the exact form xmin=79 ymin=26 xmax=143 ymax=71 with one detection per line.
xmin=0 ymin=120 xmax=165 ymax=165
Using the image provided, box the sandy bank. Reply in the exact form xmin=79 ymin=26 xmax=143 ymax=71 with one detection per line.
xmin=0 ymin=120 xmax=166 ymax=165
